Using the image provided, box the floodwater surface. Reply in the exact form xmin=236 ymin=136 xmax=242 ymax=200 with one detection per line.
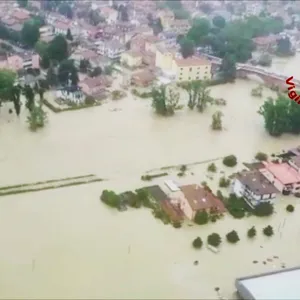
xmin=0 ymin=55 xmax=300 ymax=299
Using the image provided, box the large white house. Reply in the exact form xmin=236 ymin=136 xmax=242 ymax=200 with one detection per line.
xmin=56 ymin=86 xmax=84 ymax=105
xmin=232 ymin=170 xmax=278 ymax=207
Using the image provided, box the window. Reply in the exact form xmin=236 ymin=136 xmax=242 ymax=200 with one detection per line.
xmin=180 ymin=73 xmax=182 ymax=76
xmin=180 ymin=68 xmax=183 ymax=70
xmin=189 ymin=67 xmax=192 ymax=72
xmin=205 ymin=66 xmax=208 ymax=69
xmin=196 ymin=76 xmax=199 ymax=79
xmin=179 ymin=77 xmax=182 ymax=81
xmin=188 ymin=77 xmax=191 ymax=80
xmin=197 ymin=72 xmax=199 ymax=74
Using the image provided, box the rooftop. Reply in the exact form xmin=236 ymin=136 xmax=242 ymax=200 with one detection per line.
xmin=262 ymin=162 xmax=300 ymax=185
xmin=236 ymin=170 xmax=278 ymax=195
xmin=180 ymin=184 xmax=226 ymax=212
xmin=144 ymin=185 xmax=168 ymax=202
xmin=174 ymin=56 xmax=211 ymax=67
xmin=236 ymin=266 xmax=300 ymax=300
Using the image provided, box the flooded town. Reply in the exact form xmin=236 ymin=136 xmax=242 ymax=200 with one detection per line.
xmin=1 ymin=0 xmax=300 ymax=299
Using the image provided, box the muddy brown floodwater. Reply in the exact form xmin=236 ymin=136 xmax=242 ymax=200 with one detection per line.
xmin=0 ymin=55 xmax=300 ymax=299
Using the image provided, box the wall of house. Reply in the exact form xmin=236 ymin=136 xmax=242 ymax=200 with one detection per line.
xmin=174 ymin=64 xmax=212 ymax=82
xmin=176 ymin=192 xmax=194 ymax=220
xmin=155 ymin=49 xmax=173 ymax=72
xmin=78 ymin=83 xmax=90 ymax=95
xmin=31 ymin=54 xmax=40 ymax=69
xmin=7 ymin=55 xmax=23 ymax=70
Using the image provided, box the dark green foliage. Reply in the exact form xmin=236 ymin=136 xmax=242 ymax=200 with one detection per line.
xmin=226 ymin=230 xmax=240 ymax=243
xmin=253 ymin=202 xmax=274 ymax=217
xmin=194 ymin=210 xmax=209 ymax=225
xmin=247 ymin=226 xmax=256 ymax=238
xmin=207 ymin=233 xmax=222 ymax=247
xmin=66 ymin=29 xmax=73 ymax=41
xmin=259 ymin=94 xmax=300 ymax=136
xmin=179 ymin=37 xmax=195 ymax=58
xmin=21 ymin=22 xmax=40 ymax=47
xmin=263 ymin=225 xmax=274 ymax=237
xmin=223 ymin=155 xmax=237 ymax=167
xmin=23 ymin=85 xmax=35 ymax=111
xmin=219 ymin=176 xmax=230 ymax=188
xmin=192 ymin=237 xmax=203 ymax=249
xmin=226 ymin=194 xmax=248 ymax=219
xmin=58 ymin=60 xmax=78 ymax=86
xmin=100 ymin=190 xmax=121 ymax=208
xmin=255 ymin=152 xmax=268 ymax=161
xmin=213 ymin=15 xmax=226 ymax=29
xmin=48 ymin=35 xmax=68 ymax=62
xmin=286 ymin=204 xmax=295 ymax=212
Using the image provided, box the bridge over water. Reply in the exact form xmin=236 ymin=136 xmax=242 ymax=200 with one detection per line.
xmin=200 ymin=53 xmax=300 ymax=87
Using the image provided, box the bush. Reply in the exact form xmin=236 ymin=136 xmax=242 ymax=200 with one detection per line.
xmin=207 ymin=163 xmax=217 ymax=172
xmin=247 ymin=226 xmax=256 ymax=238
xmin=255 ymin=152 xmax=268 ymax=161
xmin=192 ymin=237 xmax=203 ymax=249
xmin=216 ymin=190 xmax=224 ymax=201
xmin=223 ymin=155 xmax=237 ymax=167
xmin=286 ymin=204 xmax=295 ymax=212
xmin=207 ymin=233 xmax=222 ymax=247
xmin=85 ymin=96 xmax=95 ymax=105
xmin=210 ymin=215 xmax=217 ymax=222
xmin=180 ymin=165 xmax=187 ymax=172
xmin=226 ymin=194 xmax=247 ymax=219
xmin=194 ymin=210 xmax=209 ymax=225
xmin=253 ymin=202 xmax=274 ymax=217
xmin=263 ymin=225 xmax=274 ymax=237
xmin=226 ymin=230 xmax=240 ymax=243
xmin=172 ymin=221 xmax=182 ymax=228
xmin=219 ymin=176 xmax=230 ymax=188
xmin=100 ymin=190 xmax=121 ymax=208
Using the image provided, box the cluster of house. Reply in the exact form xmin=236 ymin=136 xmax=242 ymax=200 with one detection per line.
xmin=138 ymin=146 xmax=300 ymax=223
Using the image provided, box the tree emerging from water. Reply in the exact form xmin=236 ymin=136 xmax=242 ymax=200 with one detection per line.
xmin=258 ymin=94 xmax=300 ymax=136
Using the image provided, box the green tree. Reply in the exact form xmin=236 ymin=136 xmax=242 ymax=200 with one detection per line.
xmin=58 ymin=59 xmax=78 ymax=86
xmin=79 ymin=59 xmax=90 ymax=73
xmin=48 ymin=35 xmax=68 ymax=62
xmin=23 ymin=85 xmax=35 ymax=111
xmin=40 ymin=54 xmax=50 ymax=69
xmin=219 ymin=53 xmax=236 ymax=81
xmin=258 ymin=94 xmax=300 ymax=136
xmin=207 ymin=163 xmax=217 ymax=172
xmin=255 ymin=152 xmax=268 ymax=161
xmin=179 ymin=37 xmax=194 ymax=58
xmin=58 ymin=2 xmax=73 ymax=19
xmin=17 ymin=0 xmax=28 ymax=7
xmin=276 ymin=37 xmax=293 ymax=56
xmin=38 ymin=87 xmax=45 ymax=101
xmin=165 ymin=0 xmax=182 ymax=10
xmin=46 ymin=66 xmax=58 ymax=87
xmin=226 ymin=230 xmax=240 ymax=243
xmin=192 ymin=237 xmax=203 ymax=249
xmin=286 ymin=204 xmax=294 ymax=212
xmin=173 ymin=9 xmax=189 ymax=20
xmin=211 ymin=111 xmax=223 ymax=130
xmin=213 ymin=15 xmax=226 ymax=29
xmin=247 ymin=226 xmax=256 ymax=238
xmin=263 ymin=225 xmax=274 ymax=237
xmin=27 ymin=102 xmax=47 ymax=131
xmin=21 ymin=22 xmax=40 ymax=47
xmin=0 ymin=70 xmax=16 ymax=105
xmin=100 ymin=190 xmax=121 ymax=208
xmin=90 ymin=67 xmax=102 ymax=77
xmin=223 ymin=155 xmax=237 ymax=167
xmin=66 ymin=28 xmax=73 ymax=41
xmin=187 ymin=18 xmax=210 ymax=46
xmin=88 ymin=10 xmax=105 ymax=26
xmin=35 ymin=40 xmax=48 ymax=57
xmin=10 ymin=85 xmax=22 ymax=116
xmin=207 ymin=233 xmax=222 ymax=247
xmin=254 ymin=202 xmax=274 ymax=217
xmin=119 ymin=5 xmax=129 ymax=22
xmin=151 ymin=85 xmax=180 ymax=116
xmin=194 ymin=210 xmax=209 ymax=225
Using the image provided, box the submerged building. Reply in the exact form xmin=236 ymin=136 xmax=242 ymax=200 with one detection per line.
xmin=235 ymin=266 xmax=300 ymax=300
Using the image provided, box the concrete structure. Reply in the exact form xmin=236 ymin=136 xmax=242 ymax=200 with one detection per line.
xmin=232 ymin=170 xmax=277 ymax=207
xmin=172 ymin=56 xmax=212 ymax=82
xmin=236 ymin=266 xmax=300 ymax=300
xmin=0 ymin=53 xmax=39 ymax=71
xmin=100 ymin=7 xmax=118 ymax=24
xmin=120 ymin=51 xmax=143 ymax=68
xmin=96 ymin=39 xmax=125 ymax=60
xmin=156 ymin=9 xmax=175 ymax=29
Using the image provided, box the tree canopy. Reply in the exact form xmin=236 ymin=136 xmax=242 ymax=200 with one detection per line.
xmin=21 ymin=21 xmax=40 ymax=47
xmin=58 ymin=59 xmax=78 ymax=86
xmin=212 ymin=15 xmax=226 ymax=29
xmin=259 ymin=93 xmax=300 ymax=136
xmin=58 ymin=3 xmax=73 ymax=19
xmin=0 ymin=70 xmax=16 ymax=102
xmin=47 ymin=35 xmax=68 ymax=62
xmin=179 ymin=37 xmax=194 ymax=58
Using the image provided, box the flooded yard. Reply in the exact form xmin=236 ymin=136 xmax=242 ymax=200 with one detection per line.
xmin=0 ymin=55 xmax=300 ymax=299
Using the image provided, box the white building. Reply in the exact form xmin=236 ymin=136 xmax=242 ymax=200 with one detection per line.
xmin=231 ymin=170 xmax=277 ymax=207
xmin=95 ymin=39 xmax=125 ymax=59
xmin=56 ymin=86 xmax=84 ymax=105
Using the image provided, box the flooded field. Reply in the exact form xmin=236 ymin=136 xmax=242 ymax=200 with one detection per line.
xmin=0 ymin=55 xmax=300 ymax=299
